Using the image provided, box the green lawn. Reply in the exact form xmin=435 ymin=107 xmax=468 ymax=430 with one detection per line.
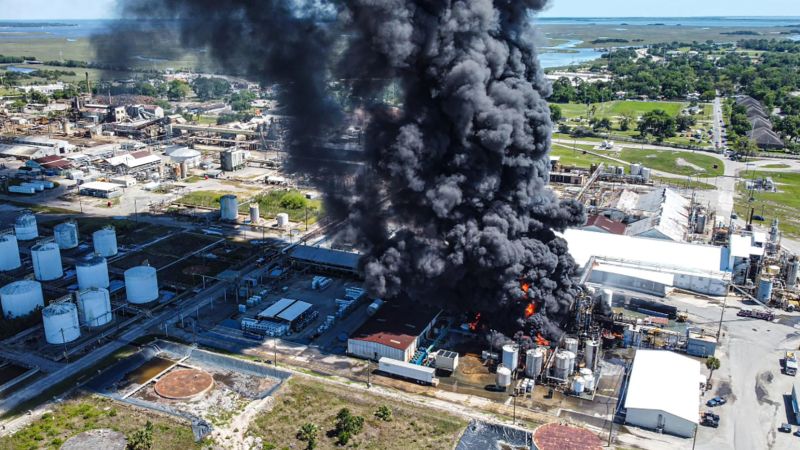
xmin=550 ymin=144 xmax=608 ymax=169
xmin=555 ymin=100 xmax=688 ymax=120
xmin=247 ymin=377 xmax=466 ymax=450
xmin=0 ymin=395 xmax=198 ymax=450
xmin=618 ymin=148 xmax=724 ymax=177
xmin=735 ymin=171 xmax=800 ymax=238
xmin=175 ymin=190 xmax=228 ymax=208
xmin=247 ymin=189 xmax=322 ymax=224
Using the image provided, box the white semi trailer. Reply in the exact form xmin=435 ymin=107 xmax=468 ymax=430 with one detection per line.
xmin=378 ymin=357 xmax=439 ymax=386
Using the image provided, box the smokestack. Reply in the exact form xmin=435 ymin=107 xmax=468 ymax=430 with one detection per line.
xmin=96 ymin=0 xmax=584 ymax=340
xmin=85 ymin=72 xmax=90 ymax=95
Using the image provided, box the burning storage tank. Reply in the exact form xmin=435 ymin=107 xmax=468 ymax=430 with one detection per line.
xmin=496 ymin=365 xmax=512 ymax=388
xmin=525 ymin=347 xmax=545 ymax=378
xmin=53 ymin=221 xmax=79 ymax=250
xmin=43 ymin=302 xmax=81 ymax=344
xmin=0 ymin=233 xmax=21 ymax=271
xmin=124 ymin=266 xmax=159 ymax=304
xmin=77 ymin=288 xmax=112 ymax=328
xmin=31 ymin=241 xmax=63 ymax=281
xmin=14 ymin=212 xmax=38 ymax=241
xmin=220 ymin=195 xmax=238 ymax=221
xmin=92 ymin=226 xmax=118 ymax=257
xmin=0 ymin=280 xmax=44 ymax=318
xmin=76 ymin=255 xmax=109 ymax=290
xmin=502 ymin=344 xmax=519 ymax=372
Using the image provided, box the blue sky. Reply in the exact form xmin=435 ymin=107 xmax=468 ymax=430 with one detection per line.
xmin=0 ymin=0 xmax=797 ymax=20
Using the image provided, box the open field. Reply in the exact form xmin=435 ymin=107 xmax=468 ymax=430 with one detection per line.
xmin=735 ymin=170 xmax=800 ymax=238
xmin=651 ymin=175 xmax=717 ymax=191
xmin=555 ymin=100 xmax=687 ymax=120
xmin=618 ymin=148 xmax=723 ymax=177
xmin=0 ymin=395 xmax=197 ymax=450
xmin=247 ymin=377 xmax=467 ymax=450
xmin=248 ymin=189 xmax=322 ymax=223
xmin=550 ymin=143 xmax=607 ymax=168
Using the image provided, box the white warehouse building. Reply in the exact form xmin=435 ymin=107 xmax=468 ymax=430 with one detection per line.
xmin=624 ymin=350 xmax=701 ymax=437
xmin=347 ymin=301 xmax=440 ymax=362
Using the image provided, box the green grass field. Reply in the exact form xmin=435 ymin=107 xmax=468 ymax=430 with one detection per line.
xmin=735 ymin=171 xmax=800 ymax=238
xmin=248 ymin=189 xmax=322 ymax=224
xmin=0 ymin=395 xmax=198 ymax=450
xmin=175 ymin=190 xmax=229 ymax=208
xmin=247 ymin=377 xmax=466 ymax=450
xmin=555 ymin=100 xmax=687 ymax=120
xmin=618 ymin=148 xmax=724 ymax=177
xmin=550 ymin=143 xmax=608 ymax=168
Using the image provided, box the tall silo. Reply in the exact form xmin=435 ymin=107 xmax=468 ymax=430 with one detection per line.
xmin=31 ymin=241 xmax=63 ymax=281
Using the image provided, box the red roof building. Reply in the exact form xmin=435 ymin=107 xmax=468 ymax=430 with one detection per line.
xmin=347 ymin=300 xmax=440 ymax=362
xmin=582 ymin=215 xmax=627 ymax=235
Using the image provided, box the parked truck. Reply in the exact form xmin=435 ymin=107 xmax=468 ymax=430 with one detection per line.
xmin=785 ymin=351 xmax=797 ymax=376
xmin=378 ymin=357 xmax=439 ymax=386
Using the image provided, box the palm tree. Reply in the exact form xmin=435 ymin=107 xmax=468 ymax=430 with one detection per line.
xmin=705 ymin=356 xmax=721 ymax=382
xmin=297 ymin=422 xmax=319 ymax=450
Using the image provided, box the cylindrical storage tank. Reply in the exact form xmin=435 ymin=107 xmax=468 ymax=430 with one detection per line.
xmin=92 ymin=226 xmax=118 ymax=257
xmin=757 ymin=276 xmax=773 ymax=303
xmin=496 ymin=365 xmax=512 ymax=388
xmin=571 ymin=376 xmax=585 ymax=394
xmin=43 ymin=302 xmax=80 ymax=344
xmin=786 ymin=257 xmax=799 ymax=290
xmin=220 ymin=195 xmax=238 ymax=221
xmin=630 ymin=163 xmax=641 ymax=176
xmin=14 ymin=213 xmax=38 ymax=241
xmin=502 ymin=344 xmax=519 ymax=372
xmin=0 ymin=234 xmax=21 ymax=271
xmin=249 ymin=204 xmax=260 ymax=224
xmin=564 ymin=337 xmax=579 ymax=355
xmin=601 ymin=289 xmax=613 ymax=310
xmin=553 ymin=350 xmax=571 ymax=380
xmin=77 ymin=287 xmax=112 ymax=327
xmin=525 ymin=347 xmax=545 ymax=378
xmin=276 ymin=213 xmax=289 ymax=228
xmin=76 ymin=255 xmax=109 ymax=290
xmin=53 ymin=221 xmax=79 ymax=250
xmin=0 ymin=280 xmax=44 ymax=318
xmin=583 ymin=373 xmax=596 ymax=392
xmin=31 ymin=242 xmax=63 ymax=281
xmin=640 ymin=167 xmax=651 ymax=181
xmin=564 ymin=350 xmax=576 ymax=375
xmin=124 ymin=266 xmax=159 ymax=304
xmin=695 ymin=213 xmax=706 ymax=234
xmin=584 ymin=339 xmax=599 ymax=370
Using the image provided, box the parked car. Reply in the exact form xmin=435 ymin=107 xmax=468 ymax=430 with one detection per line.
xmin=753 ymin=215 xmax=766 ymax=221
xmin=794 ymin=429 xmax=800 ymax=437
xmin=706 ymin=396 xmax=727 ymax=407
xmin=779 ymin=423 xmax=792 ymax=433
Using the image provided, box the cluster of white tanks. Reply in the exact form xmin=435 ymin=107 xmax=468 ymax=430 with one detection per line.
xmin=31 ymin=241 xmax=63 ymax=281
xmin=54 ymin=221 xmax=79 ymax=250
xmin=0 ymin=233 xmax=21 ymax=271
xmin=124 ymin=265 xmax=159 ymax=304
xmin=92 ymin=226 xmax=118 ymax=257
xmin=0 ymin=279 xmax=44 ymax=318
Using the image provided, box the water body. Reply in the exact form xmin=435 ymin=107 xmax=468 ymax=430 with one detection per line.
xmin=4 ymin=66 xmax=37 ymax=73
xmin=540 ymin=39 xmax=605 ymax=69
xmin=536 ymin=16 xmax=800 ymax=28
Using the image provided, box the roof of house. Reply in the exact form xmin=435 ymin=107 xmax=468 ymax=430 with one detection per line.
xmin=749 ymin=116 xmax=773 ymax=130
xmin=583 ymin=215 xmax=627 ymax=234
xmin=624 ymin=349 xmax=700 ymax=424
xmin=736 ymin=96 xmax=762 ymax=109
xmin=745 ymin=104 xmax=768 ymax=119
xmin=748 ymin=127 xmax=784 ymax=149
xmin=349 ymin=300 xmax=440 ymax=351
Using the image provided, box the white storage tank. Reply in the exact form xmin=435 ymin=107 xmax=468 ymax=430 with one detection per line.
xmin=584 ymin=339 xmax=599 ymax=370
xmin=564 ymin=337 xmax=579 ymax=355
xmin=76 ymin=255 xmax=109 ymax=290
xmin=553 ymin=350 xmax=576 ymax=380
xmin=14 ymin=212 xmax=38 ymax=241
xmin=53 ymin=221 xmax=79 ymax=250
xmin=276 ymin=213 xmax=289 ymax=228
xmin=77 ymin=288 xmax=112 ymax=327
xmin=0 ymin=280 xmax=44 ymax=318
xmin=124 ymin=265 xmax=159 ymax=304
xmin=583 ymin=373 xmax=596 ymax=392
xmin=640 ymin=167 xmax=651 ymax=182
xmin=43 ymin=302 xmax=81 ymax=344
xmin=525 ymin=347 xmax=545 ymax=378
xmin=31 ymin=242 xmax=63 ymax=281
xmin=502 ymin=344 xmax=519 ymax=372
xmin=0 ymin=233 xmax=21 ymax=271
xmin=496 ymin=365 xmax=512 ymax=388
xmin=571 ymin=376 xmax=585 ymax=394
xmin=630 ymin=163 xmax=641 ymax=176
xmin=92 ymin=226 xmax=118 ymax=257
xmin=220 ymin=195 xmax=238 ymax=221
xmin=601 ymin=289 xmax=613 ymax=310
xmin=249 ymin=204 xmax=260 ymax=224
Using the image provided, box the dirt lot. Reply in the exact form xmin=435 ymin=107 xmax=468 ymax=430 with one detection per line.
xmin=247 ymin=377 xmax=467 ymax=450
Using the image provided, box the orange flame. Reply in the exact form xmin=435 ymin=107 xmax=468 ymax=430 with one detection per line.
xmin=524 ymin=302 xmax=535 ymax=318
xmin=468 ymin=312 xmax=481 ymax=331
xmin=535 ymin=333 xmax=550 ymax=347
xmin=521 ymin=282 xmax=530 ymax=294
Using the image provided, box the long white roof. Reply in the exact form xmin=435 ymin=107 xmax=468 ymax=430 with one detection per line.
xmin=563 ymin=229 xmax=724 ymax=275
xmin=624 ymin=349 xmax=700 ymax=424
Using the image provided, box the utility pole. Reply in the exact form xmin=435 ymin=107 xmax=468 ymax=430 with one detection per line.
xmin=716 ymin=275 xmax=731 ymax=340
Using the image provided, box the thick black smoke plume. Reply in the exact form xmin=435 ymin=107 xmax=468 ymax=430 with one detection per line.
xmin=98 ymin=0 xmax=585 ymax=339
